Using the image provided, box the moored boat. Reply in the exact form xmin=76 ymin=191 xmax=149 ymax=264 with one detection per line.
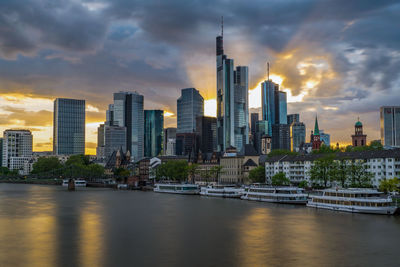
xmin=241 ymin=186 xmax=308 ymax=204
xmin=200 ymin=185 xmax=244 ymax=198
xmin=62 ymin=179 xmax=87 ymax=187
xmin=154 ymin=183 xmax=200 ymax=195
xmin=307 ymin=188 xmax=398 ymax=215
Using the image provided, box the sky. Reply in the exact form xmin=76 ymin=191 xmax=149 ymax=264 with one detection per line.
xmin=1 ymin=0 xmax=400 ymax=154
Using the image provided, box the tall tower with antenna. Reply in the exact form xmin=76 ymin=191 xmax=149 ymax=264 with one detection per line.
xmin=216 ymin=17 xmax=249 ymax=152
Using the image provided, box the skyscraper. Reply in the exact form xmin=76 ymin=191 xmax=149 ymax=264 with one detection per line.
xmin=290 ymin=122 xmax=306 ymax=152
xmin=380 ymin=106 xmax=400 ymax=147
xmin=261 ymin=80 xmax=279 ymax=136
xmin=196 ymin=116 xmax=217 ymax=153
xmin=233 ymin=66 xmax=249 ymax=151
xmin=320 ymin=130 xmax=331 ymax=147
xmin=2 ymin=130 xmax=32 ymax=170
xmin=144 ymin=110 xmax=164 ymax=157
xmin=177 ymin=88 xmax=204 ymax=133
xmin=163 ymin=128 xmax=177 ymax=156
xmin=104 ymin=125 xmax=127 ymax=159
xmin=287 ymin=114 xmax=299 ymax=126
xmin=53 ymin=98 xmax=85 ymax=155
xmin=112 ymin=92 xmax=144 ymax=161
xmin=216 ymin=27 xmax=249 ymax=152
xmin=250 ymin=113 xmax=259 ymax=150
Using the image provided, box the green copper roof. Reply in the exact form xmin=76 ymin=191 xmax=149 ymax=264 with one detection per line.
xmin=314 ymin=116 xmax=320 ymax=136
xmin=355 ymin=120 xmax=362 ymax=127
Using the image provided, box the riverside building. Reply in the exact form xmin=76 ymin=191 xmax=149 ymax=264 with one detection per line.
xmin=2 ymin=130 xmax=33 ymax=173
xmin=177 ymin=88 xmax=204 ymax=134
xmin=264 ymin=149 xmax=400 ymax=188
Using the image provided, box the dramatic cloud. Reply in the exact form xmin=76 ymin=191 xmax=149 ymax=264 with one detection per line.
xmin=0 ymin=0 xmax=399 ymax=151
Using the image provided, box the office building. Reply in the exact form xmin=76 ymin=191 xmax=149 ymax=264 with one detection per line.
xmin=272 ymin=124 xmax=290 ymax=150
xmin=261 ymin=80 xmax=279 ymax=135
xmin=320 ymin=130 xmax=330 ymax=147
xmin=144 ymin=110 xmax=164 ymax=157
xmin=177 ymin=88 xmax=204 ymax=133
xmin=53 ymin=98 xmax=85 ymax=155
xmin=2 ymin=130 xmax=32 ymax=171
xmin=287 ymin=114 xmax=299 ymax=126
xmin=250 ymin=113 xmax=259 ymax=141
xmin=352 ymin=119 xmax=367 ymax=147
xmin=96 ymin=124 xmax=105 ymax=160
xmin=163 ymin=128 xmax=177 ymax=156
xmin=0 ymin=138 xmax=3 ymax=167
xmin=380 ymin=106 xmax=400 ymax=147
xmin=176 ymin=133 xmax=198 ymax=158
xmin=104 ymin=125 xmax=127 ymax=159
xmin=196 ymin=116 xmax=217 ymax=153
xmin=112 ymin=92 xmax=144 ymax=161
xmin=290 ymin=122 xmax=306 ymax=152
xmin=216 ymin=30 xmax=249 ymax=152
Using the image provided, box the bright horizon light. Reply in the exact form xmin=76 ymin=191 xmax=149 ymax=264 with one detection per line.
xmin=204 ymin=99 xmax=217 ymax=117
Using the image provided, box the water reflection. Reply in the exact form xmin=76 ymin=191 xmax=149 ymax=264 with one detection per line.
xmin=79 ymin=204 xmax=104 ymax=267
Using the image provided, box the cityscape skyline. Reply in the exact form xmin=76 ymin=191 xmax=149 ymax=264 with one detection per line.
xmin=1 ymin=1 xmax=399 ymax=154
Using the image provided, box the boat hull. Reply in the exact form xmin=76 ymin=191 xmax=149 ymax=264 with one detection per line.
xmin=154 ymin=189 xmax=199 ymax=195
xmin=241 ymin=196 xmax=307 ymax=205
xmin=307 ymin=202 xmax=398 ymax=215
xmin=200 ymin=192 xmax=242 ymax=198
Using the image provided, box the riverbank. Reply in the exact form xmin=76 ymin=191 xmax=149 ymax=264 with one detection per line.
xmin=0 ymin=179 xmax=61 ymax=185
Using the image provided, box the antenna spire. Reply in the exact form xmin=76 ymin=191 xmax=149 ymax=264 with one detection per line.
xmin=221 ymin=16 xmax=224 ymax=37
xmin=267 ymin=62 xmax=270 ymax=81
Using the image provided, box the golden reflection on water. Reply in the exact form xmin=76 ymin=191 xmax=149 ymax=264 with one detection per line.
xmin=238 ymin=206 xmax=328 ymax=267
xmin=78 ymin=204 xmax=104 ymax=267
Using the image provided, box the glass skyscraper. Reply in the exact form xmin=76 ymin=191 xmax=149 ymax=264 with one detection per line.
xmin=261 ymin=80 xmax=278 ymax=136
xmin=290 ymin=122 xmax=306 ymax=152
xmin=216 ymin=33 xmax=249 ymax=152
xmin=380 ymin=106 xmax=400 ymax=147
xmin=144 ymin=110 xmax=164 ymax=157
xmin=177 ymin=88 xmax=204 ymax=133
xmin=112 ymin=92 xmax=144 ymax=161
xmin=53 ymin=98 xmax=85 ymax=155
xmin=278 ymin=91 xmax=287 ymax=124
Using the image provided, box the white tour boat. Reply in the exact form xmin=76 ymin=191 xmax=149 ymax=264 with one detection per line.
xmin=154 ymin=183 xmax=200 ymax=195
xmin=200 ymin=185 xmax=244 ymax=198
xmin=62 ymin=179 xmax=87 ymax=187
xmin=307 ymin=188 xmax=398 ymax=215
xmin=241 ymin=186 xmax=308 ymax=204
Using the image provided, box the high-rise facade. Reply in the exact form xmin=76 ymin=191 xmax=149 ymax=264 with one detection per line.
xmin=196 ymin=116 xmax=217 ymax=153
xmin=177 ymin=88 xmax=204 ymax=134
xmin=290 ymin=122 xmax=306 ymax=152
xmin=53 ymin=98 xmax=85 ymax=155
xmin=380 ymin=106 xmax=400 ymax=147
xmin=233 ymin=66 xmax=249 ymax=151
xmin=216 ymin=32 xmax=249 ymax=152
xmin=320 ymin=130 xmax=331 ymax=147
xmin=2 ymin=130 xmax=32 ymax=170
xmin=104 ymin=125 xmax=127 ymax=159
xmin=0 ymin=138 xmax=3 ymax=167
xmin=261 ymin=80 xmax=279 ymax=136
xmin=287 ymin=114 xmax=299 ymax=126
xmin=144 ymin=110 xmax=164 ymax=157
xmin=96 ymin=124 xmax=105 ymax=160
xmin=272 ymin=124 xmax=290 ymax=150
xmin=112 ymin=92 xmax=144 ymax=161
xmin=163 ymin=128 xmax=177 ymax=156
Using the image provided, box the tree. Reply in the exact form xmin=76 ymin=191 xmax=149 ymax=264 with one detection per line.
xmin=114 ymin=167 xmax=130 ymax=178
xmin=271 ymin=172 xmax=290 ymax=186
xmin=309 ymin=155 xmax=336 ymax=188
xmin=210 ymin=166 xmax=224 ymax=183
xmin=154 ymin=160 xmax=189 ymax=182
xmin=31 ymin=157 xmax=62 ymax=174
xmin=187 ymin=163 xmax=199 ymax=182
xmin=298 ymin=180 xmax=308 ymax=188
xmin=249 ymin=166 xmax=265 ymax=183
xmin=65 ymin=154 xmax=90 ymax=166
xmin=268 ymin=150 xmax=299 ymax=157
xmin=348 ymin=160 xmax=372 ymax=188
xmin=335 ymin=158 xmax=350 ymax=188
xmin=86 ymin=164 xmax=105 ymax=178
xmin=379 ymin=178 xmax=399 ymax=193
xmin=312 ymin=144 xmax=340 ymax=154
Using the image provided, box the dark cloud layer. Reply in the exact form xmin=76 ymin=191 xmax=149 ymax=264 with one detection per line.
xmin=1 ymin=0 xmax=400 ymax=143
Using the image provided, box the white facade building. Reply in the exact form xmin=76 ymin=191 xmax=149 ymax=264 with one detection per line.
xmin=2 ymin=130 xmax=33 ymax=173
xmin=265 ymin=150 xmax=400 ymax=188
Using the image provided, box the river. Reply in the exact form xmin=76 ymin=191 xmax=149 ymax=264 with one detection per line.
xmin=0 ymin=184 xmax=399 ymax=267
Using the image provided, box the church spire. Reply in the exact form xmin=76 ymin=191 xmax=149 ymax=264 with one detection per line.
xmin=314 ymin=115 xmax=320 ymax=136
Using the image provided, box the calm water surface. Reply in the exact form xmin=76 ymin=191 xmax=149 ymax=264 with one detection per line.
xmin=0 ymin=184 xmax=399 ymax=267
